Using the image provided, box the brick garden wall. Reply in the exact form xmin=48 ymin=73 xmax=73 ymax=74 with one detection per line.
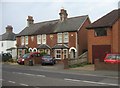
xmin=94 ymin=59 xmax=120 ymax=71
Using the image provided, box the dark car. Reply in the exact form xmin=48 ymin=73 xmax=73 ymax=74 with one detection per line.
xmin=104 ymin=54 xmax=120 ymax=64
xmin=2 ymin=53 xmax=12 ymax=62
xmin=41 ymin=55 xmax=56 ymax=65
xmin=17 ymin=52 xmax=41 ymax=65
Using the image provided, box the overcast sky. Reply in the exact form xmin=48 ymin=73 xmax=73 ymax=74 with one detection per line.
xmin=0 ymin=0 xmax=119 ymax=34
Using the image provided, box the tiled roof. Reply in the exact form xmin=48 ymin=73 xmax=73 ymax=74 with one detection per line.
xmin=17 ymin=45 xmax=28 ymax=49
xmin=86 ymin=9 xmax=120 ymax=29
xmin=0 ymin=32 xmax=16 ymax=41
xmin=17 ymin=15 xmax=88 ymax=36
xmin=52 ymin=44 xmax=69 ymax=49
xmin=37 ymin=44 xmax=51 ymax=49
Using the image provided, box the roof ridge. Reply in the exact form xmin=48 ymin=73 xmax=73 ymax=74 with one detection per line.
xmin=35 ymin=15 xmax=88 ymax=24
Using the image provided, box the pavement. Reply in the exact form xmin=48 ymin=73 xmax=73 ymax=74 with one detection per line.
xmin=2 ymin=62 xmax=119 ymax=78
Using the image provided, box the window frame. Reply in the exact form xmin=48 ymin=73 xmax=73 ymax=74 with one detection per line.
xmin=42 ymin=34 xmax=46 ymax=44
xmin=37 ymin=35 xmax=41 ymax=44
xmin=21 ymin=36 xmax=24 ymax=45
xmin=94 ymin=28 xmax=107 ymax=37
xmin=55 ymin=49 xmax=61 ymax=59
xmin=25 ymin=36 xmax=28 ymax=45
xmin=1 ymin=42 xmax=3 ymax=47
xmin=63 ymin=32 xmax=69 ymax=43
xmin=57 ymin=33 xmax=62 ymax=43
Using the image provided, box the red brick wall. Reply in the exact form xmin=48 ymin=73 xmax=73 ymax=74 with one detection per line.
xmin=16 ymin=37 xmax=21 ymax=47
xmin=69 ymin=32 xmax=76 ymax=48
xmin=78 ymin=18 xmax=90 ymax=56
xmin=88 ymin=29 xmax=112 ymax=63
xmin=28 ymin=36 xmax=37 ymax=48
xmin=88 ymin=19 xmax=119 ymax=63
xmin=118 ymin=19 xmax=120 ymax=53
xmin=112 ymin=19 xmax=120 ymax=53
xmin=46 ymin=34 xmax=57 ymax=48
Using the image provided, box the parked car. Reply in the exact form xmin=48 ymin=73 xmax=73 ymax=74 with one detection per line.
xmin=104 ymin=54 xmax=120 ymax=64
xmin=17 ymin=52 xmax=41 ymax=65
xmin=41 ymin=54 xmax=56 ymax=65
xmin=1 ymin=53 xmax=12 ymax=62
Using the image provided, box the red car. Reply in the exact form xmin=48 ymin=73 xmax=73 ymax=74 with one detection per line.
xmin=104 ymin=54 xmax=120 ymax=64
xmin=17 ymin=52 xmax=41 ymax=65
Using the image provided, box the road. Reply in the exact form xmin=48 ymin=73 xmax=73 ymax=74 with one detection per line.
xmin=1 ymin=63 xmax=119 ymax=87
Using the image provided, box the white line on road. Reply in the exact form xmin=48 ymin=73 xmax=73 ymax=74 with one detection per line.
xmin=12 ymin=72 xmax=46 ymax=77
xmin=36 ymin=75 xmax=46 ymax=77
xmin=19 ymin=83 xmax=29 ymax=86
xmin=64 ymin=78 xmax=118 ymax=86
xmin=23 ymin=73 xmax=35 ymax=76
xmin=64 ymin=78 xmax=80 ymax=82
xmin=8 ymin=81 xmax=16 ymax=84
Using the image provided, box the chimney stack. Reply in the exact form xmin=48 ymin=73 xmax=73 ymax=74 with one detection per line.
xmin=27 ymin=16 xmax=34 ymax=27
xmin=59 ymin=8 xmax=68 ymax=22
xmin=6 ymin=25 xmax=13 ymax=33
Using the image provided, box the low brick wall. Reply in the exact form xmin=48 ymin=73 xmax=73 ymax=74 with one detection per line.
xmin=95 ymin=59 xmax=120 ymax=71
xmin=64 ymin=52 xmax=88 ymax=69
xmin=24 ymin=57 xmax=41 ymax=66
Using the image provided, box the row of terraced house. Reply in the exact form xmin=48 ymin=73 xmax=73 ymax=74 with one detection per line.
xmin=1 ymin=8 xmax=120 ymax=64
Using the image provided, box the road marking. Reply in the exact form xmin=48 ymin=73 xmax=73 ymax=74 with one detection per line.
xmin=64 ymin=78 xmax=80 ymax=82
xmin=23 ymin=73 xmax=35 ymax=76
xmin=13 ymin=72 xmax=46 ymax=77
xmin=83 ymin=74 xmax=118 ymax=79
xmin=8 ymin=81 xmax=16 ymax=84
xmin=64 ymin=78 xmax=118 ymax=86
xmin=19 ymin=83 xmax=29 ymax=86
xmin=36 ymin=75 xmax=46 ymax=77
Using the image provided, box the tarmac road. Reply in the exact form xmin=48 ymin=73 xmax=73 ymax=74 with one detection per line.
xmin=1 ymin=63 xmax=119 ymax=87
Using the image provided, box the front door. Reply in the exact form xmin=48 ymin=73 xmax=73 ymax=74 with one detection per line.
xmin=70 ymin=49 xmax=76 ymax=58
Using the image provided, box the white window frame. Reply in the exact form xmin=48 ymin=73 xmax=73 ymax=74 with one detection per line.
xmin=63 ymin=32 xmax=68 ymax=43
xmin=55 ymin=49 xmax=61 ymax=59
xmin=37 ymin=35 xmax=41 ymax=44
xmin=25 ymin=36 xmax=28 ymax=45
xmin=42 ymin=34 xmax=46 ymax=44
xmin=21 ymin=36 xmax=24 ymax=45
xmin=31 ymin=36 xmax=34 ymax=42
xmin=63 ymin=49 xmax=68 ymax=59
xmin=57 ymin=33 xmax=62 ymax=43
xmin=1 ymin=42 xmax=3 ymax=47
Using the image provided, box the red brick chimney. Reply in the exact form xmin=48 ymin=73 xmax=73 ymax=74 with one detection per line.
xmin=27 ymin=16 xmax=34 ymax=27
xmin=6 ymin=25 xmax=13 ymax=33
xmin=59 ymin=8 xmax=68 ymax=22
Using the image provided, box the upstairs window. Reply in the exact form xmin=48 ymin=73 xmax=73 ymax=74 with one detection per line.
xmin=21 ymin=36 xmax=24 ymax=45
xmin=94 ymin=28 xmax=107 ymax=36
xmin=37 ymin=35 xmax=41 ymax=44
xmin=1 ymin=42 xmax=3 ymax=47
xmin=42 ymin=34 xmax=46 ymax=44
xmin=57 ymin=33 xmax=62 ymax=43
xmin=25 ymin=36 xmax=28 ymax=45
xmin=63 ymin=32 xmax=68 ymax=43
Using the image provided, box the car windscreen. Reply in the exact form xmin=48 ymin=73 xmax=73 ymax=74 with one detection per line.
xmin=22 ymin=53 xmax=30 ymax=59
xmin=117 ymin=55 xmax=120 ymax=60
xmin=43 ymin=56 xmax=52 ymax=59
xmin=106 ymin=54 xmax=120 ymax=60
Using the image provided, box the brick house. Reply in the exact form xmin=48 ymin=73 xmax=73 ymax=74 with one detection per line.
xmin=87 ymin=9 xmax=120 ymax=63
xmin=16 ymin=8 xmax=90 ymax=60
